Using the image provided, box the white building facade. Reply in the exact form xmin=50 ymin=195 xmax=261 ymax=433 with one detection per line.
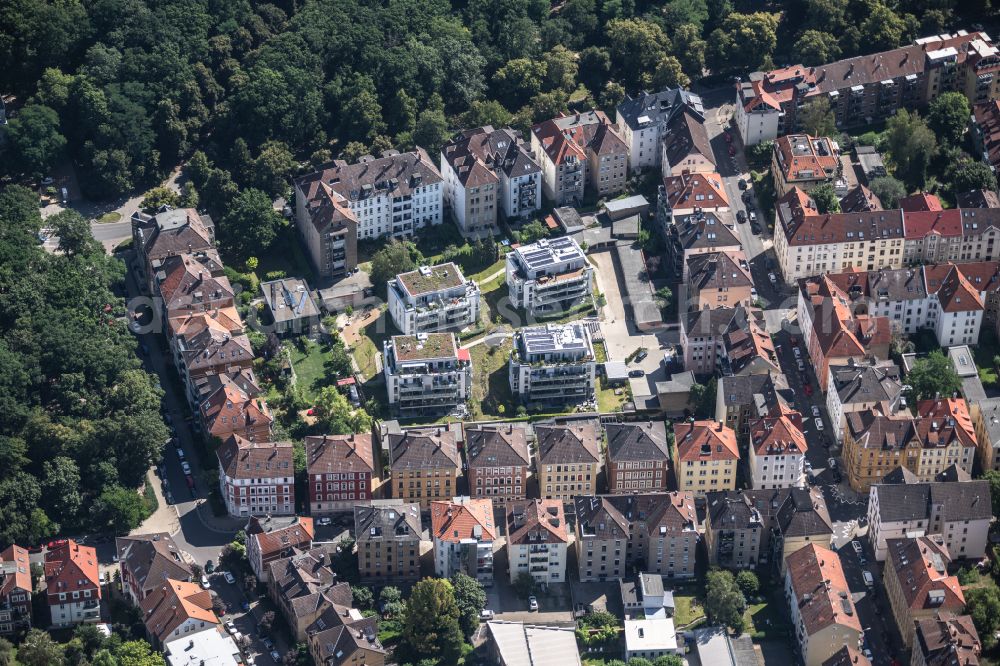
xmin=509 ymin=324 xmax=596 ymax=409
xmin=383 ymin=333 xmax=472 ymax=417
xmin=388 ymin=263 xmax=482 ymax=335
xmin=505 ymin=236 xmax=593 ymax=316
xmin=734 ymin=80 xmax=783 ymax=145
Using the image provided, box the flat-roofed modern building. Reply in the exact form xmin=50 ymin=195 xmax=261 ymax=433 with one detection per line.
xmin=388 ymin=263 xmax=481 ymax=335
xmin=505 ymin=236 xmax=593 ymax=316
xmin=510 ymin=324 xmax=596 ymax=409
xmin=383 ymin=333 xmax=472 ymax=418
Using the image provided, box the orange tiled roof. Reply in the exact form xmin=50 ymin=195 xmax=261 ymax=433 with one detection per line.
xmin=430 ymin=498 xmax=497 ymax=543
xmin=140 ymin=579 xmax=218 ymax=641
xmin=45 ymin=539 xmax=99 ymax=593
xmin=786 ymin=543 xmax=862 ymax=637
xmin=750 ymin=413 xmax=808 ymax=456
xmin=674 ymin=420 xmax=739 ymax=462
xmin=663 ymin=172 xmax=729 ymax=210
xmin=899 ymin=192 xmax=944 ymax=213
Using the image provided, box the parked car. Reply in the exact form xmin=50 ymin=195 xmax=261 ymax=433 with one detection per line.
xmin=803 ymin=383 xmax=813 ymax=397
xmin=738 ymin=177 xmax=747 ymax=189
xmin=737 ymin=210 xmax=747 ymax=223
xmin=748 ymin=210 xmax=757 ymax=223
xmin=176 ymin=448 xmax=185 ymax=461
xmin=628 ymin=369 xmax=645 ymax=378
xmin=792 ymin=347 xmax=801 ymax=358
xmin=270 ymin=651 xmax=282 ymax=662
xmin=828 ymin=458 xmax=838 ymax=470
xmin=811 ymin=405 xmax=821 ymax=417
xmin=814 ymin=418 xmax=824 ymax=430
xmin=317 ymin=517 xmax=332 ymax=526
xmin=528 ymin=596 xmax=539 ymax=611
xmin=224 ymin=621 xmax=237 ymax=634
xmin=205 ymin=560 xmax=215 ymax=573
xmin=261 ymin=637 xmax=274 ymax=650
xmin=852 ymin=540 xmax=863 ymax=554
xmin=480 ymin=609 xmax=495 ymax=621
xmin=634 ymin=349 xmax=648 ymax=362
xmin=769 ymin=272 xmax=777 ymax=284
xmin=223 ymin=571 xmax=236 ymax=584
xmin=863 ymin=571 xmax=874 ymax=587
xmin=165 ymin=491 xmax=174 ymax=504
xmin=200 ymin=575 xmax=210 ymax=589
xmin=181 ymin=461 xmax=191 ymax=475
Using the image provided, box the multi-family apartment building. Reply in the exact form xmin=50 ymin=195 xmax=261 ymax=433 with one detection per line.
xmin=509 ymin=323 xmax=596 ymax=409
xmin=441 ymin=126 xmax=542 ymax=235
xmin=679 ymin=305 xmax=766 ymax=376
xmin=431 ymin=497 xmax=496 ymax=583
xmin=673 ymin=420 xmax=739 ymax=495
xmin=716 ymin=372 xmax=795 ymax=441
xmin=775 ymin=187 xmax=1000 ymax=283
xmin=154 ymin=250 xmax=233 ymax=328
xmin=666 ymin=210 xmax=741 ymax=279
xmin=505 ymin=500 xmax=569 ymax=585
xmin=615 ymin=88 xmax=708 ymax=171
xmin=605 ymin=422 xmax=672 ymax=493
xmin=684 ymin=250 xmax=755 ymax=311
xmin=245 ymin=516 xmax=314 ymax=580
xmin=796 ymin=275 xmax=892 ymax=391
xmin=867 ymin=480 xmax=991 ymax=561
xmin=826 ymin=361 xmax=904 ymax=444
xmin=140 ymin=579 xmax=218 ymax=647
xmin=383 ymin=332 xmax=472 ymax=418
xmin=198 ymin=374 xmax=273 ymax=442
xmin=265 ymin=546 xmax=347 ymax=641
xmin=973 ymin=99 xmax=1000 ymax=172
xmin=912 ymin=613 xmax=982 ymax=666
xmin=116 ymin=533 xmax=192 ymax=605
xmin=176 ymin=328 xmax=254 ymax=404
xmin=290 ymin=171 xmax=358 ymax=278
xmin=305 ymin=595 xmax=385 ymax=666
xmin=739 ymin=31 xmax=1000 ymax=140
xmin=655 ymin=171 xmax=730 ymax=232
xmin=575 ymin=493 xmax=699 ymax=582
xmin=388 ymin=427 xmax=462 ymax=509
xmin=216 ymin=436 xmax=294 ymax=518
xmin=354 ymin=503 xmax=422 ymax=582
xmin=843 ymin=398 xmax=978 ymax=492
xmin=748 ymin=411 xmax=808 ymax=489
xmin=772 ymin=134 xmax=842 ymax=196
xmin=0 ymin=546 xmax=31 ymax=636
xmin=536 ymin=420 xmax=602 ymax=500
xmin=705 ymin=488 xmax=833 ymax=571
xmin=305 ymin=433 xmax=377 ymax=513
xmin=505 ymin=236 xmax=593 ymax=316
xmin=294 ymin=149 xmax=443 ymax=247
xmin=785 ymin=544 xmax=862 ymax=666
xmin=531 ymin=110 xmax=629 ymax=204
xmin=45 ymin=539 xmax=101 ymax=628
xmin=971 ymin=396 xmax=1000 ymax=471
xmin=388 ymin=263 xmax=482 ymax=335
xmin=884 ymin=537 xmax=965 ymax=648
xmin=259 ymin=277 xmax=321 ymax=337
xmin=131 ymin=207 xmax=215 ymax=293
xmin=734 ymin=79 xmax=785 ymax=145
xmin=464 ymin=423 xmax=531 ymax=504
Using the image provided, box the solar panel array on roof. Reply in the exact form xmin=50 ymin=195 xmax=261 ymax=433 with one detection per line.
xmin=521 ymin=323 xmax=589 ymax=357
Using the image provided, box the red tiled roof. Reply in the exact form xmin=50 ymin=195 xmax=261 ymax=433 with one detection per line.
xmin=0 ymin=546 xmax=31 ymax=598
xmin=786 ymin=543 xmax=862 ymax=637
xmin=974 ymin=100 xmax=1000 ymax=169
xmin=45 ymin=539 xmax=99 ymax=594
xmin=886 ymin=537 xmax=965 ymax=612
xmin=750 ymin=413 xmax=808 ymax=456
xmin=774 ymin=135 xmax=840 ymax=183
xmin=249 ymin=518 xmax=314 ymax=558
xmin=899 ymin=192 xmax=944 ymax=213
xmin=674 ymin=420 xmax=739 ymax=462
xmin=140 ymin=579 xmax=217 ymax=641
xmin=904 ymin=209 xmax=962 ymax=239
xmin=915 ymin=398 xmax=977 ymax=450
xmin=923 ymin=264 xmax=985 ymax=312
xmin=430 ymin=498 xmax=497 ymax=543
xmin=662 ymin=172 xmax=729 ymax=210
xmin=217 ymin=435 xmax=293 ymax=480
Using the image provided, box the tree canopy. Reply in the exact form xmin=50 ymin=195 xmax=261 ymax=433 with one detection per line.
xmin=906 ymin=350 xmax=962 ymax=402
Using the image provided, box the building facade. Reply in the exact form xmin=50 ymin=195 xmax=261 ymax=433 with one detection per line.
xmin=605 ymin=422 xmax=671 ymax=493
xmin=883 ymin=537 xmax=965 ymax=648
xmin=509 ymin=323 xmax=597 ymax=409
xmin=464 ymin=423 xmax=531 ymax=504
xmin=531 ymin=110 xmax=629 ymax=204
xmin=536 ymin=421 xmax=602 ymax=500
xmin=216 ymin=436 xmax=294 ymax=518
xmin=305 ymin=433 xmax=377 ymax=513
xmin=383 ymin=333 xmax=472 ymax=418
xmin=748 ymin=412 xmax=808 ymax=489
xmin=388 ymin=263 xmax=482 ymax=335
xmin=45 ymin=540 xmax=101 ymax=628
xmin=431 ymin=497 xmax=496 ymax=583
xmin=505 ymin=236 xmax=593 ymax=316
xmin=673 ymin=420 xmax=739 ymax=495
xmin=506 ymin=500 xmax=569 ymax=585
xmin=388 ymin=427 xmax=462 ymax=509
xmin=354 ymin=503 xmax=422 ymax=582
xmin=616 ymin=88 xmax=707 ymax=171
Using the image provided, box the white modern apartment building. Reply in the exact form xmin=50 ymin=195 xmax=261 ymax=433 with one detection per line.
xmin=294 ymin=149 xmax=443 ymax=242
xmin=748 ymin=413 xmax=808 ymax=490
xmin=441 ymin=127 xmax=542 ymax=236
xmin=509 ymin=323 xmax=596 ymax=409
xmin=388 ymin=263 xmax=482 ymax=335
xmin=505 ymin=236 xmax=593 ymax=316
xmin=615 ymin=88 xmax=707 ymax=171
xmin=383 ymin=332 xmax=472 ymax=417
xmin=866 ymin=481 xmax=992 ymax=562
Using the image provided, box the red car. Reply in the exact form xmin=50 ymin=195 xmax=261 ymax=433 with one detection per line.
xmin=728 ymin=146 xmax=736 ymax=157
xmin=803 ymin=383 xmax=813 ymax=397
xmin=724 ymin=132 xmax=732 ymax=143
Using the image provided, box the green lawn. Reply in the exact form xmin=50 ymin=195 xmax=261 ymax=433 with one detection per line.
xmin=97 ymin=211 xmax=122 ymax=223
xmin=674 ymin=593 xmax=706 ymax=627
xmin=975 ymin=334 xmax=1000 ymax=389
xmin=597 ymin=378 xmax=629 ymax=413
xmin=594 ymin=341 xmax=608 ymax=363
xmin=288 ymin=339 xmax=340 ymax=402
xmin=469 ymin=340 xmax=514 ymax=420
xmin=470 ymin=257 xmax=507 ymax=283
xmin=352 ymin=311 xmax=393 ymax=381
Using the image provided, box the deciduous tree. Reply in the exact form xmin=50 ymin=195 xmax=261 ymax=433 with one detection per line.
xmin=7 ymin=104 xmax=66 ymax=176
xmin=906 ymin=350 xmax=961 ymax=401
xmin=403 ymin=578 xmax=465 ymax=665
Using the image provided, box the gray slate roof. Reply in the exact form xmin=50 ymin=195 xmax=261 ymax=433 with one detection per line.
xmin=830 ymin=362 xmax=903 ymax=406
xmin=873 ymin=481 xmax=992 ymax=523
xmin=606 ymin=422 xmax=670 ymax=463
xmin=617 ymin=88 xmax=705 ymax=130
xmin=354 ymin=504 xmax=422 ymax=542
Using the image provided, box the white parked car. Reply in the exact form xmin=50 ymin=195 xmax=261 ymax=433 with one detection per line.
xmin=200 ymin=575 xmax=210 ymax=589
xmin=814 ymin=418 xmax=824 ymax=431
xmin=480 ymin=609 xmax=495 ymax=620
xmin=223 ymin=571 xmax=236 ymax=584
xmin=811 ymin=405 xmax=821 ymax=417
xmin=852 ymin=540 xmax=863 ymax=554
xmin=528 ymin=596 xmax=538 ymax=611
xmin=181 ymin=461 xmax=191 ymax=475
xmin=224 ymin=621 xmax=237 ymax=634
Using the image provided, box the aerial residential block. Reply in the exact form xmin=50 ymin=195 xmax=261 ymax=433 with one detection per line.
xmin=748 ymin=412 xmax=808 ymax=490
xmin=535 ymin=420 xmax=602 ymax=500
xmin=354 ymin=503 xmax=422 ymax=582
xmin=305 ymin=433 xmax=378 ymax=513
xmin=772 ymin=134 xmax=842 ymax=196
xmin=430 ymin=497 xmax=496 ymax=583
xmin=464 ymin=422 xmax=531 ymax=504
xmin=216 ymin=436 xmax=294 ymax=518
xmin=509 ymin=323 xmax=596 ymax=409
xmin=505 ymin=236 xmax=593 ymax=316
xmin=388 ymin=263 xmax=481 ymax=335
xmin=383 ymin=332 xmax=472 ymax=418
xmin=505 ymin=500 xmax=569 ymax=585
xmin=45 ymin=539 xmax=101 ymax=628
xmin=388 ymin=427 xmax=462 ymax=509
xmin=615 ymin=88 xmax=710 ymax=172
xmin=883 ymin=537 xmax=965 ymax=648
xmin=672 ymin=420 xmax=739 ymax=495
xmin=260 ymin=277 xmax=321 ymax=337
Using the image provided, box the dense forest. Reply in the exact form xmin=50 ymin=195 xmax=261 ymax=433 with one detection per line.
xmin=0 ymin=185 xmax=167 ymax=546
xmin=2 ymin=0 xmax=994 ymax=209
